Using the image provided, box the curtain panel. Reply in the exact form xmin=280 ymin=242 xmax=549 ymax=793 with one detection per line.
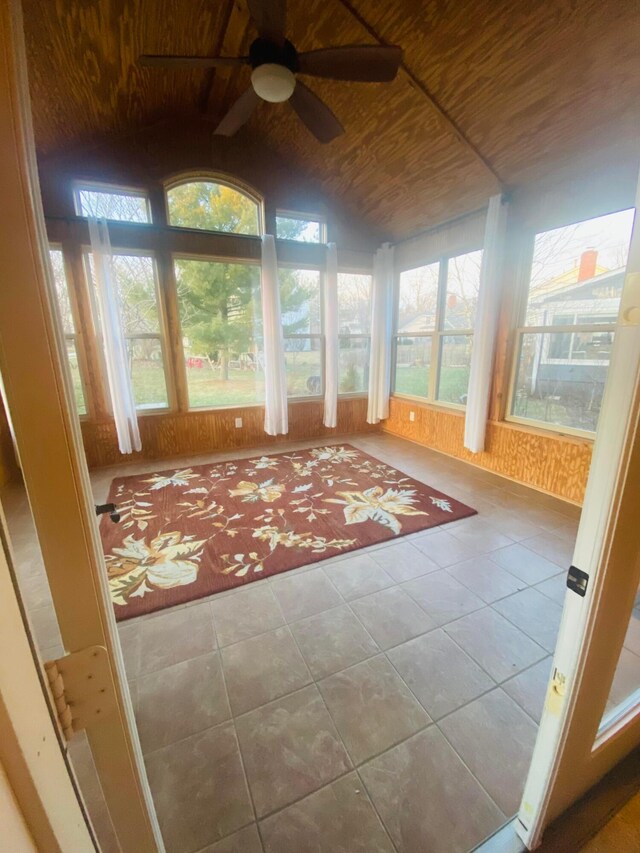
xmin=88 ymin=217 xmax=141 ymax=454
xmin=323 ymin=242 xmax=339 ymax=428
xmin=367 ymin=242 xmax=395 ymax=425
xmin=261 ymin=235 xmax=288 ymax=436
xmin=464 ymin=194 xmax=509 ymax=453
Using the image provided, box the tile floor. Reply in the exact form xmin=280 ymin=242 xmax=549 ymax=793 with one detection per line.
xmin=3 ymin=433 xmax=640 ymax=853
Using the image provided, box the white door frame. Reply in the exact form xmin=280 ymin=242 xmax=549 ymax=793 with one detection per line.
xmin=0 ymin=1 xmax=162 ymax=850
xmin=517 ymin=175 xmax=640 ymax=848
xmin=0 ymin=510 xmax=95 ymax=852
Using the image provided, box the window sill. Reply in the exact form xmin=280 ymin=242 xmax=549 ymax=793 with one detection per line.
xmin=390 ymin=394 xmax=466 ymax=415
xmin=504 ymin=415 xmax=595 ymax=443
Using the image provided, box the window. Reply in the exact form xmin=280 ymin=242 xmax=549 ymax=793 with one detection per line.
xmin=337 ymin=272 xmax=372 ymax=394
xmin=74 ymin=183 xmax=150 ymax=223
xmin=167 ymin=181 xmax=260 ymax=235
xmin=279 ymin=268 xmax=323 ymax=397
xmin=276 ymin=212 xmax=325 ymax=243
xmin=174 ymin=258 xmax=263 ymax=408
xmin=509 ymin=208 xmax=635 ymax=434
xmin=392 ymin=250 xmax=482 ymax=406
xmin=86 ymin=252 xmax=169 ymax=410
xmin=49 ymin=248 xmax=87 ymax=415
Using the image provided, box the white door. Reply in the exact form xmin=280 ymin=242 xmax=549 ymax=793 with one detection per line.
xmin=516 ymin=173 xmax=640 ymax=848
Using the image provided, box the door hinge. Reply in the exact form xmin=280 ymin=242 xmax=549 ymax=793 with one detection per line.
xmin=44 ymin=645 xmax=117 ymax=742
xmin=567 ymin=565 xmax=589 ymax=597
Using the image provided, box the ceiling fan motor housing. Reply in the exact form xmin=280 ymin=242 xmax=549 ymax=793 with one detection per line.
xmin=249 ymin=38 xmax=299 ymax=72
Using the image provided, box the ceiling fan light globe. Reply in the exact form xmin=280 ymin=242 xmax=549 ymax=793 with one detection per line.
xmin=251 ymin=63 xmax=296 ymax=103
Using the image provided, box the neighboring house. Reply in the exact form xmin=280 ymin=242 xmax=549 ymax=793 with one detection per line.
xmin=526 ymin=251 xmax=624 ymax=397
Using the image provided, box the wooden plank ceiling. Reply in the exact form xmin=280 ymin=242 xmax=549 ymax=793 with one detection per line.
xmin=23 ymin=0 xmax=640 ymax=241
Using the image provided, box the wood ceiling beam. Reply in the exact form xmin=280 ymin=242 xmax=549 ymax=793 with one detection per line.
xmin=198 ymin=0 xmax=236 ymax=113
xmin=337 ymin=0 xmax=506 ymax=191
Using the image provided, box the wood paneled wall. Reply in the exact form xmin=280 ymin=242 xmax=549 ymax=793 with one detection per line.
xmin=384 ymin=398 xmax=592 ymax=504
xmin=81 ymin=397 xmax=379 ymax=469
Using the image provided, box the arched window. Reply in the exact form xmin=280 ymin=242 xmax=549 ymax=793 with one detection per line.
xmin=165 ymin=177 xmax=262 ymax=236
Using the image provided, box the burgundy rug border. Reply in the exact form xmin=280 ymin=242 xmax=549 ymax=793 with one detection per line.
xmin=101 ymin=443 xmax=478 ymax=621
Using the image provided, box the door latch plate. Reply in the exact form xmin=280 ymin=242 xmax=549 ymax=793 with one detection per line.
xmin=567 ymin=565 xmax=589 ymax=597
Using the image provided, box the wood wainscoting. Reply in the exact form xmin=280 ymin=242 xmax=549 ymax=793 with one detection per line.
xmin=81 ymin=397 xmax=379 ymax=469
xmin=383 ymin=398 xmax=592 ymax=504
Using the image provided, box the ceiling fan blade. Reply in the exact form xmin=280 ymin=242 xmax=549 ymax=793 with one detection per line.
xmin=139 ymin=55 xmax=247 ymax=68
xmin=214 ymin=87 xmax=260 ymax=136
xmin=289 ymin=82 xmax=344 ymax=144
xmin=297 ymin=45 xmax=403 ymax=82
xmin=247 ymin=0 xmax=287 ymax=42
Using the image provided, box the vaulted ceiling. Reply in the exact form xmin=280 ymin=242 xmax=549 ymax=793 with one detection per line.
xmin=23 ymin=0 xmax=640 ymax=240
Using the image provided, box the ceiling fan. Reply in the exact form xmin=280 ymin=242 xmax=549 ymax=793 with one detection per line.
xmin=139 ymin=0 xmax=402 ymax=143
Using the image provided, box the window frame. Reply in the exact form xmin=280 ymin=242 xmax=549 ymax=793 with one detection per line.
xmin=48 ymin=244 xmax=90 ymax=418
xmin=172 ymin=252 xmax=264 ymax=412
xmin=278 ymin=262 xmax=325 ymax=402
xmin=72 ymin=180 xmax=152 ymax=224
xmin=82 ymin=246 xmax=174 ymax=415
xmin=391 ymin=252 xmax=479 ymax=411
xmin=505 ymin=209 xmax=634 ymax=440
xmin=336 ymin=269 xmax=373 ymax=398
xmin=164 ymin=172 xmax=264 ymax=237
xmin=275 ymin=209 xmax=327 ymax=244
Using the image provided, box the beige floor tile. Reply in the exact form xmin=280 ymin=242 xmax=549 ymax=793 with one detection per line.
xmin=482 ymin=509 xmax=544 ymax=542
xmin=324 ymin=553 xmax=394 ymax=601
xmin=534 ymin=573 xmax=567 ymax=606
xmin=135 ymin=652 xmax=230 ymax=753
xmin=221 ymin=626 xmax=312 ymax=715
xmin=271 ymin=567 xmax=342 ymax=622
xmin=318 ymin=656 xmax=430 ymax=764
xmin=491 ymin=543 xmax=562 ymax=585
xmin=624 ymin=614 xmax=640 ymax=657
xmin=28 ymin=604 xmax=62 ymax=653
xmin=290 ymin=605 xmax=379 ymax=679
xmin=211 ymin=585 xmax=284 ymax=647
xmin=260 ymin=772 xmax=394 ymax=853
xmin=401 ymin=570 xmax=484 ymax=626
xmin=145 ymin=722 xmax=253 ymax=853
xmin=449 ymin=517 xmax=515 ymax=554
xmin=67 ymin=734 xmax=120 ymax=853
xmin=18 ymin=566 xmax=53 ymax=611
xmin=411 ymin=529 xmax=479 ymax=567
xmin=360 ymin=727 xmax=505 ymax=853
xmin=493 ymin=588 xmax=563 ymax=652
xmin=444 ymin=607 xmax=547 ymax=682
xmin=502 ymin=657 xmax=553 ymax=723
xmin=138 ymin=601 xmax=216 ymax=674
xmin=521 ymin=531 xmax=574 ymax=568
xmin=235 ymin=685 xmax=352 ymax=818
xmin=439 ymin=688 xmax=538 ymax=816
xmin=446 ymin=555 xmax=527 ymax=603
xmin=117 ymin=620 xmax=142 ymax=679
xmin=387 ymin=629 xmax=494 ymax=719
xmin=201 ymin=824 xmax=263 ymax=853
xmin=369 ymin=539 xmax=440 ymax=582
xmin=350 ymin=585 xmax=435 ymax=650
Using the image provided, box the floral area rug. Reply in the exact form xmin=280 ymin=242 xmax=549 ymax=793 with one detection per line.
xmin=100 ymin=445 xmax=477 ymax=620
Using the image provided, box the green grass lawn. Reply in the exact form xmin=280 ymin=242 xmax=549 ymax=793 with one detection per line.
xmin=394 ymin=365 xmax=470 ymax=405
xmin=127 ymin=353 xmax=325 ymax=410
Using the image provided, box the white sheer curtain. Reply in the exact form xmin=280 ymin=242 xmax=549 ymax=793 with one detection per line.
xmin=261 ymin=234 xmax=288 ymax=436
xmin=323 ymin=242 xmax=339 ymax=428
xmin=88 ymin=217 xmax=141 ymax=454
xmin=367 ymin=242 xmax=394 ymax=425
xmin=464 ymin=194 xmax=509 ymax=453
